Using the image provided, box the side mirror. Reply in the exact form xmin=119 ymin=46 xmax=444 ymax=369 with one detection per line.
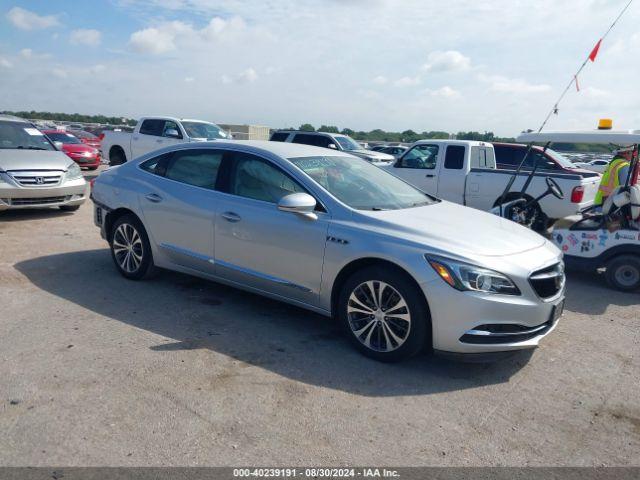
xmin=54 ymin=141 xmax=64 ymax=150
xmin=327 ymin=143 xmax=337 ymax=149
xmin=164 ymin=128 xmax=181 ymax=139
xmin=277 ymin=193 xmax=318 ymax=220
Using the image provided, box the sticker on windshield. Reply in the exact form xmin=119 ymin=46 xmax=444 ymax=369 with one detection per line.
xmin=24 ymin=128 xmax=44 ymax=136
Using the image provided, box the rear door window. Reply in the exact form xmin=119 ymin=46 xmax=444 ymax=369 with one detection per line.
xmin=444 ymin=145 xmax=465 ymax=169
xmin=292 ymin=134 xmax=320 ymax=147
xmin=163 ymin=150 xmax=223 ymax=189
xmin=270 ymin=132 xmax=290 ymax=142
xmin=139 ymin=119 xmax=165 ymax=137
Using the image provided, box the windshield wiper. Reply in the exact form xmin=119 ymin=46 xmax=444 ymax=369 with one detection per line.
xmin=16 ymin=146 xmax=48 ymax=150
xmin=371 ymin=206 xmax=389 ymax=211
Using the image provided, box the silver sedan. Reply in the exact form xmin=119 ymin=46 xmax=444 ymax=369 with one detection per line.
xmin=92 ymin=141 xmax=565 ymax=362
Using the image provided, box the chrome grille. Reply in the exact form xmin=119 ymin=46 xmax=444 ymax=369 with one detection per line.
xmin=8 ymin=170 xmax=63 ymax=187
xmin=529 ymin=263 xmax=565 ymax=299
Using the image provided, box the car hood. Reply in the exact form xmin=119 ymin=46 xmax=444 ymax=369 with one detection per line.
xmin=348 ymin=149 xmax=395 ymax=162
xmin=356 ymin=200 xmax=548 ymax=257
xmin=0 ymin=149 xmax=72 ymax=171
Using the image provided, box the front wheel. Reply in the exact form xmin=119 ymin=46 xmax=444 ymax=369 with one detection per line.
xmin=338 ymin=266 xmax=430 ymax=362
xmin=109 ymin=214 xmax=156 ymax=280
xmin=605 ymin=255 xmax=640 ymax=291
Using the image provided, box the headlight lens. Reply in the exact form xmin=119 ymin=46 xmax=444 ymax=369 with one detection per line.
xmin=66 ymin=162 xmax=82 ymax=180
xmin=426 ymin=255 xmax=521 ymax=295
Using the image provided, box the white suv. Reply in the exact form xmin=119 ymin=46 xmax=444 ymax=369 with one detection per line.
xmin=270 ymin=130 xmax=395 ymax=163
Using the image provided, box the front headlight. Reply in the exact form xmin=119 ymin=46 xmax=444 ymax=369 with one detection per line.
xmin=426 ymin=255 xmax=521 ymax=295
xmin=66 ymin=162 xmax=83 ymax=180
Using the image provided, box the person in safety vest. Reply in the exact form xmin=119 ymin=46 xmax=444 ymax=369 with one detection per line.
xmin=594 ymin=149 xmax=632 ymax=206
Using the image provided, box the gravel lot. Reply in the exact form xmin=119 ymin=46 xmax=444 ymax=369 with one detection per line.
xmin=0 ymin=168 xmax=638 ymax=466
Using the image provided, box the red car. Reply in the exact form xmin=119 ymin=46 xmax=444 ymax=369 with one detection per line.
xmin=68 ymin=129 xmax=101 ymax=150
xmin=43 ymin=130 xmax=101 ymax=170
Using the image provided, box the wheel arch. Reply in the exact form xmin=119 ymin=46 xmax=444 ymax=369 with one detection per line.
xmin=330 ymin=257 xmax=432 ymax=322
xmin=109 ymin=145 xmax=127 ymax=164
xmin=104 ymin=207 xmax=141 ymax=243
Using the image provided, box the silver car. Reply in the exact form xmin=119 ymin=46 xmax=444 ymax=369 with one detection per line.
xmin=92 ymin=141 xmax=565 ymax=362
xmin=0 ymin=116 xmax=87 ymax=211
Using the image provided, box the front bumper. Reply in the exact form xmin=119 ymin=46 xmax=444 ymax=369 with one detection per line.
xmin=68 ymin=154 xmax=101 ymax=168
xmin=0 ymin=178 xmax=87 ymax=210
xmin=422 ymin=274 xmax=564 ymax=355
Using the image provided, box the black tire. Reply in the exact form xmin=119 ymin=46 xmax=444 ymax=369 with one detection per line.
xmin=605 ymin=255 xmax=640 ymax=292
xmin=338 ymin=266 xmax=430 ymax=362
xmin=109 ymin=214 xmax=156 ymax=280
xmin=59 ymin=205 xmax=80 ymax=212
xmin=109 ymin=149 xmax=126 ymax=166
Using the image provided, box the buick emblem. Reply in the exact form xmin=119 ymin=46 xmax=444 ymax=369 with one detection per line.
xmin=35 ymin=176 xmax=44 ymax=184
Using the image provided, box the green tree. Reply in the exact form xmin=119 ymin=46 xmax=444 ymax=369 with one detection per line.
xmin=299 ymin=123 xmax=315 ymax=132
xmin=318 ymin=125 xmax=340 ymax=133
xmin=341 ymin=128 xmax=355 ymax=136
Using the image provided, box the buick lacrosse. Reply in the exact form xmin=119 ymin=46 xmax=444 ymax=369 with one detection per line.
xmin=92 ymin=141 xmax=564 ymax=361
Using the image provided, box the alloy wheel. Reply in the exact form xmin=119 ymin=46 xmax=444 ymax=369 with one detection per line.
xmin=112 ymin=223 xmax=144 ymax=273
xmin=347 ymin=280 xmax=412 ymax=352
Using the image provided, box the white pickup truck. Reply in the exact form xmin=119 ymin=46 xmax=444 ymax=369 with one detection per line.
xmin=101 ymin=116 xmax=229 ymax=165
xmin=379 ymin=139 xmax=600 ymax=225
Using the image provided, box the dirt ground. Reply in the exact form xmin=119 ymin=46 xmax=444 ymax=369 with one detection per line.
xmin=0 ymin=169 xmax=638 ymax=466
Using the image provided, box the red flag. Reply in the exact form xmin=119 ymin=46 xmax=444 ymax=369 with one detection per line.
xmin=589 ymin=39 xmax=602 ymax=62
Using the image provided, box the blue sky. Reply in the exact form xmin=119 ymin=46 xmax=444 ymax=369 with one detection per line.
xmin=0 ymin=0 xmax=639 ymax=136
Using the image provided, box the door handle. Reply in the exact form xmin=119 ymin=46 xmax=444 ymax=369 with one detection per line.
xmin=425 ymin=174 xmax=435 ymax=178
xmin=221 ymin=211 xmax=241 ymax=223
xmin=145 ymin=193 xmax=163 ymax=203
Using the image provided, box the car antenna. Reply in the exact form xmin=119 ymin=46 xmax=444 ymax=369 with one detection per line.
xmin=496 ymin=0 xmax=635 ymax=213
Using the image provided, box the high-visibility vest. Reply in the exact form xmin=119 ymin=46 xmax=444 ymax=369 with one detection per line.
xmin=594 ymin=157 xmax=630 ymax=205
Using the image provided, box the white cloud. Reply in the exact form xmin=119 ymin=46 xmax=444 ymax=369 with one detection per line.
xmin=372 ymin=75 xmax=388 ymax=85
xmin=129 ymin=16 xmax=257 ymax=55
xmin=20 ymin=48 xmax=51 ymax=60
xmin=90 ymin=64 xmax=106 ymax=74
xmin=6 ymin=6 xmax=60 ymax=31
xmin=0 ymin=58 xmax=12 ymax=69
xmin=70 ymin=29 xmax=102 ymax=47
xmin=51 ymin=68 xmax=68 ymax=79
xmin=479 ymin=74 xmax=551 ymax=93
xmin=394 ymin=76 xmax=421 ymax=87
xmin=425 ymin=86 xmax=461 ymax=98
xmin=422 ymin=50 xmax=471 ymax=73
xmin=222 ymin=68 xmax=259 ymax=85
xmin=130 ymin=26 xmax=179 ymax=54
xmin=184 ymin=76 xmax=195 ymax=83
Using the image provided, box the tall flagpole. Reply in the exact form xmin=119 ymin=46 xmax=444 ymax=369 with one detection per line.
xmin=535 ymin=0 xmax=635 ymax=134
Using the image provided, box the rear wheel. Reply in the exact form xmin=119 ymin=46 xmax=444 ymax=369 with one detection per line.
xmin=605 ymin=255 xmax=640 ymax=291
xmin=109 ymin=214 xmax=156 ymax=280
xmin=338 ymin=266 xmax=430 ymax=362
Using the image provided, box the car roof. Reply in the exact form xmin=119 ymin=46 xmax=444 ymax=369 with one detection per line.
xmin=518 ymin=129 xmax=640 ymax=145
xmin=274 ymin=130 xmax=338 ymax=136
xmin=174 ymin=140 xmax=355 ymax=159
xmin=414 ymin=139 xmax=489 ymax=147
xmin=492 ymin=142 xmax=544 ymax=150
xmin=0 ymin=114 xmax=29 ymax=123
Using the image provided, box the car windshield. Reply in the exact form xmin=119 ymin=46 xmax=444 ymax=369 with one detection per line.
xmin=46 ymin=132 xmax=82 ymax=144
xmin=545 ymin=148 xmax=577 ymax=168
xmin=70 ymin=130 xmax=98 ymax=140
xmin=182 ymin=121 xmax=228 ymax=140
xmin=334 ymin=135 xmax=361 ymax=151
xmin=0 ymin=121 xmax=55 ymax=150
xmin=289 ymin=155 xmax=436 ymax=210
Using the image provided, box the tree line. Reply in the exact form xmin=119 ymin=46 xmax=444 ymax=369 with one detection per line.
xmin=1 ymin=110 xmax=136 ymax=127
xmin=295 ymin=123 xmax=516 ymax=144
